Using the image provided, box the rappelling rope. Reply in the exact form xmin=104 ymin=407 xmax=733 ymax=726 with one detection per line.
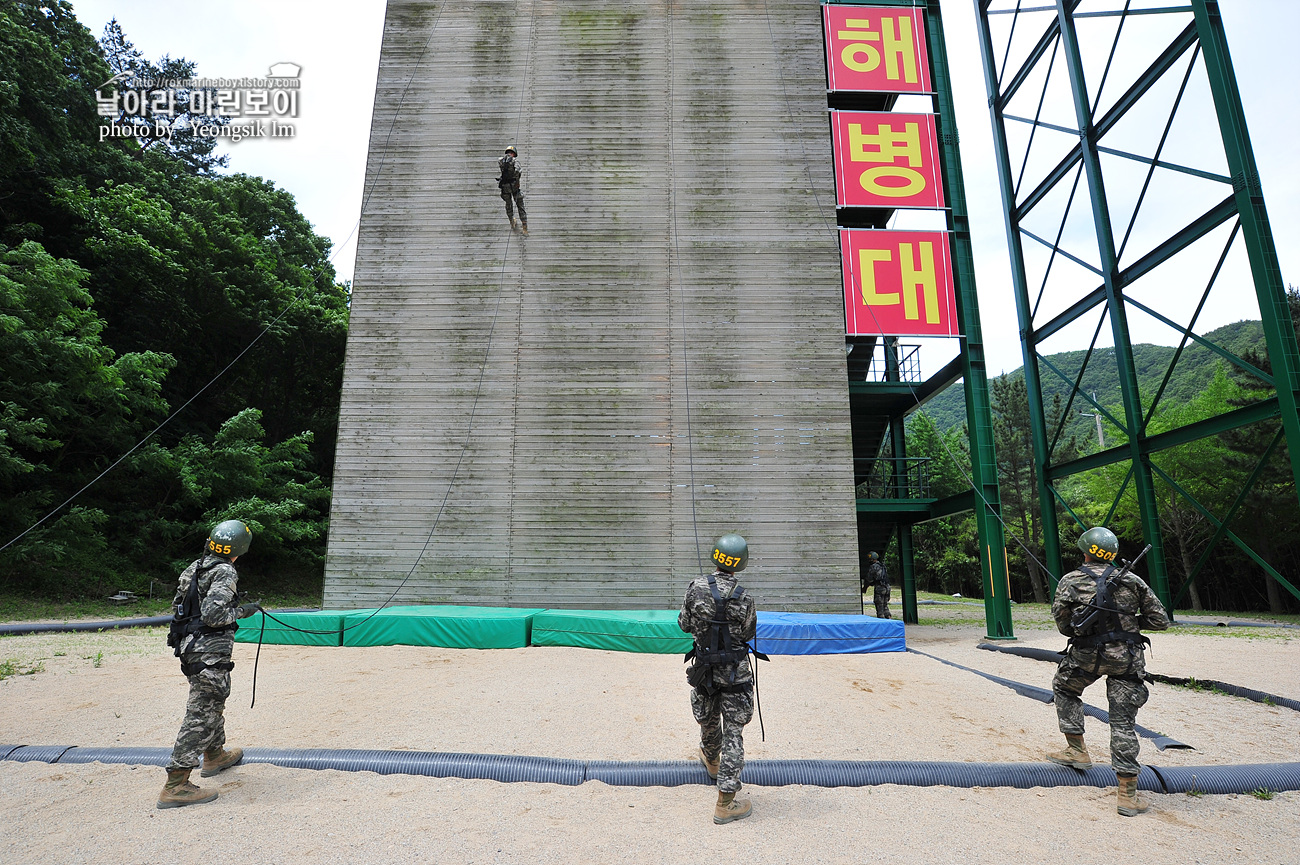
xmin=665 ymin=6 xmax=706 ymax=573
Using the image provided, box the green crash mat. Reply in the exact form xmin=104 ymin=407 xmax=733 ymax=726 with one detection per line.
xmin=341 ymin=605 xmax=543 ymax=649
xmin=233 ymin=610 xmax=355 ymax=647
xmin=530 ymin=609 xmax=692 ymax=654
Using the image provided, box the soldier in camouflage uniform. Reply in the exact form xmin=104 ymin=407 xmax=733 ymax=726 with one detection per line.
xmin=497 ymin=145 xmax=528 ymax=235
xmin=158 ymin=520 xmax=259 ymax=809
xmin=864 ymin=551 xmax=891 ymax=619
xmin=679 ymin=533 xmax=758 ymax=824
xmin=1047 ymin=526 xmax=1169 ymax=817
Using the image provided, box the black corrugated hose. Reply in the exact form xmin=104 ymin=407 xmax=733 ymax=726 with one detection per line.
xmin=3 ymin=745 xmax=1299 ymax=794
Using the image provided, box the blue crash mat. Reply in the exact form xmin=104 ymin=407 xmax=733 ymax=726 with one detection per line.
xmin=754 ymin=611 xmax=905 ymax=655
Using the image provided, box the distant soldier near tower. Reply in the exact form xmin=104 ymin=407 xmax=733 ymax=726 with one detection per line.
xmin=497 ymin=144 xmax=528 ymax=235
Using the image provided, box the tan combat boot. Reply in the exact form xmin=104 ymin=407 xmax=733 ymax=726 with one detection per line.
xmin=1116 ymin=773 xmax=1150 ymax=817
xmin=699 ymin=748 xmax=719 ymax=780
xmin=509 ymin=217 xmax=517 ymax=230
xmin=157 ymin=768 xmax=218 ymax=809
xmin=520 ymin=223 xmax=529 ymax=236
xmin=200 ymin=746 xmax=243 ymax=777
xmin=1046 ymin=734 xmax=1093 ymax=769
xmin=713 ymin=790 xmax=752 ymax=824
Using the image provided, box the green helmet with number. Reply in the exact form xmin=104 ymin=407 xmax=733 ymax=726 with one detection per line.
xmin=711 ymin=533 xmax=748 ymax=573
xmin=207 ymin=519 xmax=252 ymax=559
xmin=1077 ymin=526 xmax=1119 ymax=562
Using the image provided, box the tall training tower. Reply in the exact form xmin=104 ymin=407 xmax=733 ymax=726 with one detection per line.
xmin=324 ymin=1 xmax=863 ymax=611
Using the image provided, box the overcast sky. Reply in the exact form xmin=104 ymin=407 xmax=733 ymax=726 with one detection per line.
xmin=69 ymin=0 xmax=1298 ymax=377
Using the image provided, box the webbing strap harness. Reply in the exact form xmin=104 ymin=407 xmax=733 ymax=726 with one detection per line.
xmin=683 ymin=573 xmax=770 ymax=689
xmin=180 ymin=658 xmax=235 ymax=677
xmin=166 ymin=557 xmax=237 ymax=665
xmin=1068 ymin=564 xmax=1149 ymax=675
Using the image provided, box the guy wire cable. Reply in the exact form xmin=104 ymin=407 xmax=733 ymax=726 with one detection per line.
xmin=761 ymin=0 xmax=1065 ymax=584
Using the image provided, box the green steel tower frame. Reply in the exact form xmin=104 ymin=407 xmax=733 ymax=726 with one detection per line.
xmin=974 ymin=0 xmax=1300 ymax=612
xmin=837 ymin=0 xmax=1014 ymax=637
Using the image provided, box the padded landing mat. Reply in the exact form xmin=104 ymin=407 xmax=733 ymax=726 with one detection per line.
xmin=233 ymin=610 xmax=355 ymax=647
xmin=531 ymin=609 xmax=693 ymax=655
xmin=755 ymin=611 xmax=905 ymax=655
xmin=341 ymin=606 xmax=543 ymax=649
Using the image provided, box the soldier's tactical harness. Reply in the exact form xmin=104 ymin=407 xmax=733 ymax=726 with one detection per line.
xmin=683 ymin=572 xmax=770 ymax=739
xmin=166 ymin=556 xmax=238 ymax=677
xmin=1067 ymin=544 xmax=1153 ymax=675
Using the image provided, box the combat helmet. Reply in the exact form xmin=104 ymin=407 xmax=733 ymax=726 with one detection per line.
xmin=868 ymin=551 xmax=879 ymax=562
xmin=504 ymin=144 xmax=517 ymax=155
xmin=1077 ymin=526 xmax=1119 ymax=562
xmin=711 ymin=533 xmax=748 ymax=573
xmin=207 ymin=520 xmax=253 ymax=559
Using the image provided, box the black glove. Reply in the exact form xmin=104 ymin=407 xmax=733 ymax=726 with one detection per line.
xmin=238 ymin=602 xmax=261 ymax=619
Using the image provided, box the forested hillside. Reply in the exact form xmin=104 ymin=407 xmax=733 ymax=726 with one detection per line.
xmin=0 ymin=3 xmax=348 ymax=599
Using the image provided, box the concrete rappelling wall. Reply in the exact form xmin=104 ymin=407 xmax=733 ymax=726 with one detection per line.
xmin=324 ymin=0 xmax=860 ymax=612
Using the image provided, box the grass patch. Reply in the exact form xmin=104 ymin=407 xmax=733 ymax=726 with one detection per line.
xmin=0 ymin=588 xmax=323 ymax=624
xmin=1251 ymin=787 xmax=1275 ymax=801
xmin=0 ymin=658 xmax=45 ymax=680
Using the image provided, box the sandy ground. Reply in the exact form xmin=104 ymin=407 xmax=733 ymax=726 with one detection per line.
xmin=1 ymin=603 xmax=1297 ymax=865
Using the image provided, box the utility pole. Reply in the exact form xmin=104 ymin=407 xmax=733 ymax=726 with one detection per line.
xmin=1080 ymin=392 xmax=1105 ymax=448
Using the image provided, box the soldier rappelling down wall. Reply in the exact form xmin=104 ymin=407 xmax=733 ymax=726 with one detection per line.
xmin=1046 ymin=527 xmax=1169 ymax=817
xmin=497 ymin=144 xmax=528 ymax=235
xmin=679 ymin=534 xmax=767 ymax=825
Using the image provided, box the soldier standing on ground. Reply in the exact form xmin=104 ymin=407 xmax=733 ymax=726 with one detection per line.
xmin=679 ymin=533 xmax=758 ymax=824
xmin=158 ymin=520 xmax=259 ymax=809
xmin=864 ymin=551 xmax=891 ymax=619
xmin=497 ymin=144 xmax=528 ymax=235
xmin=1046 ymin=526 xmax=1169 ymax=817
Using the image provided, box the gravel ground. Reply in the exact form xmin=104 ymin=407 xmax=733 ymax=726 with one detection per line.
xmin=1 ymin=603 xmax=1297 ymax=864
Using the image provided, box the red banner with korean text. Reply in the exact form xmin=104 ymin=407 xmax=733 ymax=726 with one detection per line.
xmin=823 ymin=5 xmax=932 ymax=94
xmin=832 ymin=111 xmax=945 ymax=209
xmin=841 ymin=229 xmax=960 ymax=337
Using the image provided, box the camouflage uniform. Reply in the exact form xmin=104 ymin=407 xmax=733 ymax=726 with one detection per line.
xmin=167 ymin=554 xmax=241 ymax=771
xmin=678 ymin=571 xmax=757 ymax=794
xmin=1051 ymin=563 xmax=1169 ymax=776
xmin=498 ymin=154 xmax=526 ymax=226
xmin=866 ymin=560 xmax=891 ymax=619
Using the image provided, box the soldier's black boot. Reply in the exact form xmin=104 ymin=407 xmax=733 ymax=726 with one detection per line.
xmin=200 ymin=746 xmax=243 ymax=777
xmin=1116 ymin=773 xmax=1150 ymax=816
xmin=157 ymin=768 xmax=218 ymax=809
xmin=1046 ymin=734 xmax=1092 ymax=769
xmin=713 ymin=790 xmax=752 ymax=824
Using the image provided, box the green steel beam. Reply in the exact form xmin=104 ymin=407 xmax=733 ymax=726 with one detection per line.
xmin=1036 ymin=195 xmax=1237 ymax=343
xmin=1047 ymin=398 xmax=1281 ymax=480
xmin=1192 ymin=0 xmax=1300 ymax=497
xmin=899 ymin=524 xmax=918 ymax=624
xmin=1055 ymin=0 xmax=1171 ymax=609
xmin=974 ymin=0 xmax=1066 ymax=598
xmin=929 ymin=0 xmax=1013 ymax=639
xmin=1018 ymin=21 xmax=1198 ymax=219
xmin=856 ymin=500 xmax=938 ymax=516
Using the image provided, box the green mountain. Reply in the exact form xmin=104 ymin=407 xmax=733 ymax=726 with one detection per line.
xmin=917 ymin=319 xmax=1267 ymax=439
